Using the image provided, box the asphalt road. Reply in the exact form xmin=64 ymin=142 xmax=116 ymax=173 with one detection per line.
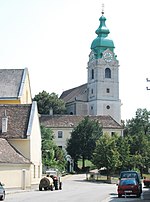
xmin=5 ymin=174 xmax=116 ymax=202
xmin=5 ymin=174 xmax=150 ymax=202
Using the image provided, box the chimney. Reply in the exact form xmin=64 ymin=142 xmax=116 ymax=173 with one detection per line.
xmin=2 ymin=110 xmax=8 ymax=133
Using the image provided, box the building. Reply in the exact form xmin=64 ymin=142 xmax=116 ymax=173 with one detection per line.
xmin=0 ymin=68 xmax=32 ymax=104
xmin=0 ymin=68 xmax=42 ymax=189
xmin=40 ymin=115 xmax=123 ymax=151
xmin=60 ymin=11 xmax=121 ymax=125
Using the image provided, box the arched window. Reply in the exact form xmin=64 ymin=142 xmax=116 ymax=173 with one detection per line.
xmin=105 ymin=68 xmax=111 ymax=78
xmin=91 ymin=69 xmax=94 ymax=79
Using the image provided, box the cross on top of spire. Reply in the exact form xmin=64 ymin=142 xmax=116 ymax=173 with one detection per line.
xmin=101 ymin=3 xmax=104 ymax=15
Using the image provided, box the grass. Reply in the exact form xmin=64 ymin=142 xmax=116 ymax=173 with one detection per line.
xmin=77 ymin=159 xmax=95 ymax=169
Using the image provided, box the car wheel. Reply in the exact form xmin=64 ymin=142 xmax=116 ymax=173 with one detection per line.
xmin=0 ymin=193 xmax=5 ymax=201
xmin=137 ymin=193 xmax=141 ymax=198
xmin=39 ymin=186 xmax=42 ymax=191
xmin=59 ymin=182 xmax=62 ymax=190
xmin=118 ymin=194 xmax=122 ymax=198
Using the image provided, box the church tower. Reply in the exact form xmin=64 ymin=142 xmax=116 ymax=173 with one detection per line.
xmin=87 ymin=9 xmax=121 ymax=124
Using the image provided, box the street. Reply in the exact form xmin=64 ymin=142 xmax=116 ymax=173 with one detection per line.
xmin=5 ymin=174 xmax=116 ymax=202
xmin=5 ymin=174 xmax=150 ymax=202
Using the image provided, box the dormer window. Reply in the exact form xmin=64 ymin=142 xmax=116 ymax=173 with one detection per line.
xmin=2 ymin=110 xmax=8 ymax=133
xmin=2 ymin=117 xmax=8 ymax=133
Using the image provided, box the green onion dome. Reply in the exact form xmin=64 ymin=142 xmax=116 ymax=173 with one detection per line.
xmin=91 ymin=15 xmax=115 ymax=59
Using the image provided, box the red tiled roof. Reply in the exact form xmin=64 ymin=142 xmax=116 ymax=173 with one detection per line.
xmin=40 ymin=115 xmax=122 ymax=129
xmin=0 ymin=104 xmax=31 ymax=139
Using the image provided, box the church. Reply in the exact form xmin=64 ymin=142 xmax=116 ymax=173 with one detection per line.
xmin=60 ymin=10 xmax=121 ymax=125
xmin=40 ymin=10 xmax=123 ymax=153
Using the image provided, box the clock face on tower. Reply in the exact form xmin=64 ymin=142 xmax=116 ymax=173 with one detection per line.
xmin=103 ymin=52 xmax=113 ymax=62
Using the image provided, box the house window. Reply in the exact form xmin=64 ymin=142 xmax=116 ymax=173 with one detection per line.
xmin=105 ymin=68 xmax=111 ymax=78
xmin=91 ymin=89 xmax=93 ymax=94
xmin=38 ymin=165 xmax=40 ymax=178
xmin=34 ymin=165 xmax=36 ymax=178
xmin=111 ymin=132 xmax=115 ymax=136
xmin=106 ymin=88 xmax=110 ymax=93
xmin=58 ymin=131 xmax=63 ymax=138
xmin=91 ymin=69 xmax=94 ymax=79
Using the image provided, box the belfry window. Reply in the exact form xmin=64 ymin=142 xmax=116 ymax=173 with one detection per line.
xmin=91 ymin=69 xmax=94 ymax=79
xmin=106 ymin=88 xmax=110 ymax=93
xmin=105 ymin=68 xmax=111 ymax=78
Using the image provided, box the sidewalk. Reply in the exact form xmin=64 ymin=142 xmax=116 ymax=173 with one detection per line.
xmin=5 ymin=184 xmax=39 ymax=195
xmin=5 ymin=175 xmax=69 ymax=195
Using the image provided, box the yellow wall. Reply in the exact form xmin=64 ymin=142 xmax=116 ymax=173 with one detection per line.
xmin=52 ymin=127 xmax=123 ymax=151
xmin=0 ymin=164 xmax=31 ymax=189
xmin=29 ymin=102 xmax=42 ymax=184
xmin=8 ymin=103 xmax=42 ymax=185
xmin=20 ymin=72 xmax=32 ymax=104
xmin=0 ymin=100 xmax=21 ymax=104
xmin=9 ymin=139 xmax=30 ymax=159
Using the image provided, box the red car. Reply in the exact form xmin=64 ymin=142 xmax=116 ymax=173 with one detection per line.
xmin=117 ymin=178 xmax=141 ymax=198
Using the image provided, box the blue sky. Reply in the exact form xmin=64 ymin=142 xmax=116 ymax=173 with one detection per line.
xmin=0 ymin=0 xmax=150 ymax=121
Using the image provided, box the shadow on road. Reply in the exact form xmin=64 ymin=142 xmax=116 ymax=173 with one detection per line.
xmin=108 ymin=188 xmax=150 ymax=202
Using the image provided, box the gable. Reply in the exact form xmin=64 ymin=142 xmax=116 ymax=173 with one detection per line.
xmin=0 ymin=138 xmax=30 ymax=164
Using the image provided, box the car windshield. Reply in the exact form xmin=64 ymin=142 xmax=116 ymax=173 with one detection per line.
xmin=120 ymin=179 xmax=137 ymax=185
xmin=46 ymin=170 xmax=57 ymax=176
xmin=121 ymin=173 xmax=137 ymax=178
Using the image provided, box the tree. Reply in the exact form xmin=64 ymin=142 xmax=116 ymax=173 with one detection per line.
xmin=129 ymin=132 xmax=150 ymax=176
xmin=92 ymin=133 xmax=121 ymax=179
xmin=41 ymin=125 xmax=66 ymax=172
xmin=116 ymin=135 xmax=131 ymax=171
xmin=124 ymin=108 xmax=150 ymax=175
xmin=66 ymin=116 xmax=103 ymax=170
xmin=33 ymin=91 xmax=66 ymax=115
xmin=124 ymin=108 xmax=150 ymax=136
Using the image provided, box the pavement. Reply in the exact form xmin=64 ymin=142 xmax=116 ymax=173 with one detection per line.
xmin=5 ymin=184 xmax=39 ymax=195
xmin=5 ymin=177 xmax=150 ymax=201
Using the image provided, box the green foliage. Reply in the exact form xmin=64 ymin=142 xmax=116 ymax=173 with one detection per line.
xmin=78 ymin=159 xmax=96 ymax=170
xmin=124 ymin=108 xmax=150 ymax=175
xmin=66 ymin=116 xmax=103 ymax=169
xmin=41 ymin=125 xmax=66 ymax=172
xmin=125 ymin=108 xmax=150 ymax=136
xmin=33 ymin=91 xmax=66 ymax=115
xmin=116 ymin=135 xmax=131 ymax=170
xmin=92 ymin=133 xmax=121 ymax=177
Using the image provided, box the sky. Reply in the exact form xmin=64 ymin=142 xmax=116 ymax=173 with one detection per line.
xmin=0 ymin=0 xmax=150 ymax=121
